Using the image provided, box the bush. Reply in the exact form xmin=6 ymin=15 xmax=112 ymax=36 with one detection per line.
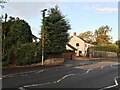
xmin=16 ymin=43 xmax=47 ymax=65
xmin=89 ymin=44 xmax=119 ymax=53
xmin=2 ymin=42 xmax=48 ymax=66
xmin=2 ymin=45 xmax=15 ymax=66
xmin=2 ymin=60 xmax=10 ymax=67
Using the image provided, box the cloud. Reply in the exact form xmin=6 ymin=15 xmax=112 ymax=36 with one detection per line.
xmin=3 ymin=2 xmax=59 ymax=19
xmin=95 ymin=7 xmax=118 ymax=13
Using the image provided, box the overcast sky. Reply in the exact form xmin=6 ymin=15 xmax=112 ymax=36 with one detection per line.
xmin=1 ymin=0 xmax=119 ymax=42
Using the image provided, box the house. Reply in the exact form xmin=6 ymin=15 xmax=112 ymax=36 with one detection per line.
xmin=66 ymin=32 xmax=94 ymax=57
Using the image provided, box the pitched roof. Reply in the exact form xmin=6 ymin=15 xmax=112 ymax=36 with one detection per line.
xmin=67 ymin=43 xmax=77 ymax=51
xmin=69 ymin=35 xmax=87 ymax=42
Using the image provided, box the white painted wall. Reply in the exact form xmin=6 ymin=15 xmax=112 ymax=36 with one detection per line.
xmin=67 ymin=32 xmax=94 ymax=56
xmin=68 ymin=34 xmax=85 ymax=56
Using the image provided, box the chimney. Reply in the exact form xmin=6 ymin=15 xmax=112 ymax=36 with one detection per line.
xmin=73 ymin=32 xmax=76 ymax=36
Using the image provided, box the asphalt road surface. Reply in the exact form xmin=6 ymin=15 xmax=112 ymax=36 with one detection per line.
xmin=2 ymin=59 xmax=120 ymax=89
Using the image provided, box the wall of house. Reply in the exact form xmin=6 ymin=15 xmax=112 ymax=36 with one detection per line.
xmin=66 ymin=44 xmax=74 ymax=51
xmin=68 ymin=34 xmax=85 ymax=56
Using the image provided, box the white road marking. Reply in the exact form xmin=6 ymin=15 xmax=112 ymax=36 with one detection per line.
xmin=86 ymin=69 xmax=92 ymax=74
xmin=2 ymin=69 xmax=45 ymax=78
xmin=99 ymin=76 xmax=119 ymax=90
xmin=19 ymin=73 xmax=76 ymax=89
xmin=99 ymin=84 xmax=117 ymax=90
xmin=114 ymin=78 xmax=118 ymax=85
xmin=110 ymin=64 xmax=118 ymax=69
xmin=19 ymin=68 xmax=103 ymax=89
xmin=36 ymin=70 xmax=44 ymax=73
xmin=0 ymin=77 xmax=2 ymax=79
xmin=100 ymin=66 xmax=104 ymax=69
xmin=56 ymin=74 xmax=76 ymax=83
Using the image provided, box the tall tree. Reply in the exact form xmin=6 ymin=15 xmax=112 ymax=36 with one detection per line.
xmin=2 ymin=16 xmax=33 ymax=62
xmin=41 ymin=5 xmax=71 ymax=54
xmin=94 ymin=25 xmax=112 ymax=45
xmin=2 ymin=17 xmax=33 ymax=49
xmin=79 ymin=31 xmax=95 ymax=44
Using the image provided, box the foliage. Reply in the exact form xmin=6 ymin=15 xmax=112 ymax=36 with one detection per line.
xmin=2 ymin=42 xmax=47 ymax=66
xmin=115 ymin=40 xmax=120 ymax=54
xmin=2 ymin=17 xmax=33 ymax=51
xmin=79 ymin=25 xmax=112 ymax=45
xmin=89 ymin=44 xmax=119 ymax=53
xmin=41 ymin=5 xmax=71 ymax=54
xmin=15 ymin=43 xmax=43 ymax=65
xmin=3 ymin=17 xmax=33 ymax=49
xmin=2 ymin=17 xmax=35 ymax=66
xmin=79 ymin=31 xmax=95 ymax=44
xmin=94 ymin=25 xmax=112 ymax=45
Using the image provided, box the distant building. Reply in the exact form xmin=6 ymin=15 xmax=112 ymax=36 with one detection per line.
xmin=66 ymin=32 xmax=94 ymax=56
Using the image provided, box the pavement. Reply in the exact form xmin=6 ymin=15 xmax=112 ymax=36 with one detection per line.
xmin=75 ymin=61 xmax=120 ymax=70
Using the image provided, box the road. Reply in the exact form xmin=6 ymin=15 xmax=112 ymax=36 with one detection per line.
xmin=2 ymin=59 xmax=120 ymax=89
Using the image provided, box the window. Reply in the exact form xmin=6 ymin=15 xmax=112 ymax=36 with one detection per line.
xmin=85 ymin=44 xmax=87 ymax=47
xmin=76 ymin=43 xmax=79 ymax=46
xmin=79 ymin=51 xmax=82 ymax=54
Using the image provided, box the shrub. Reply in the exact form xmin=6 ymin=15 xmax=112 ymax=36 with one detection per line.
xmin=16 ymin=43 xmax=46 ymax=65
xmin=2 ymin=42 xmax=48 ymax=66
xmin=89 ymin=44 xmax=119 ymax=53
xmin=2 ymin=60 xmax=10 ymax=67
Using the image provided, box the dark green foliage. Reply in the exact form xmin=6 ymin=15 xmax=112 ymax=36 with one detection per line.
xmin=2 ymin=17 xmax=35 ymax=66
xmin=42 ymin=6 xmax=71 ymax=54
xmin=2 ymin=42 xmax=47 ymax=66
xmin=89 ymin=44 xmax=119 ymax=53
xmin=2 ymin=17 xmax=33 ymax=50
xmin=115 ymin=40 xmax=120 ymax=54
xmin=15 ymin=43 xmax=43 ymax=65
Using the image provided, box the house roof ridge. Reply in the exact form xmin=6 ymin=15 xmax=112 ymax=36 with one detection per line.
xmin=70 ymin=35 xmax=91 ymax=44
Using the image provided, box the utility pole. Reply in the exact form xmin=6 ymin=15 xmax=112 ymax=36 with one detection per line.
xmin=41 ymin=9 xmax=47 ymax=65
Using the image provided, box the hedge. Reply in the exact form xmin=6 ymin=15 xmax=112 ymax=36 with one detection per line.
xmin=89 ymin=44 xmax=119 ymax=53
xmin=2 ymin=42 xmax=47 ymax=66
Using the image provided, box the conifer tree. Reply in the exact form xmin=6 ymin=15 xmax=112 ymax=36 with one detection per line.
xmin=41 ymin=6 xmax=71 ymax=54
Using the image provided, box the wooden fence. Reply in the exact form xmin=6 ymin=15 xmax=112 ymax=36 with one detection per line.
xmin=89 ymin=50 xmax=117 ymax=58
xmin=63 ymin=52 xmax=75 ymax=60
